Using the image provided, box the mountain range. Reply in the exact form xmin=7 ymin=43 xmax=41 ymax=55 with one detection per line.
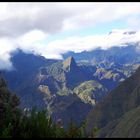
xmin=1 ymin=41 xmax=140 ymax=129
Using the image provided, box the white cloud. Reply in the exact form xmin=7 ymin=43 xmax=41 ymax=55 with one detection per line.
xmin=1 ymin=3 xmax=140 ymax=70
xmin=0 ymin=38 xmax=16 ymax=70
xmin=24 ymin=29 xmax=140 ymax=60
xmin=42 ymin=29 xmax=138 ymax=53
xmin=17 ymin=30 xmax=48 ymax=53
xmin=1 ymin=28 xmax=140 ymax=70
xmin=0 ymin=2 xmax=140 ymax=36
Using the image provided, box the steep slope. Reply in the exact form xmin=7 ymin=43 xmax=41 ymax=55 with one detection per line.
xmin=86 ymin=66 xmax=140 ymax=134
xmin=2 ymin=49 xmax=140 ymax=129
xmin=98 ymin=106 xmax=140 ymax=138
xmin=73 ymin=80 xmax=108 ymax=105
xmin=4 ymin=49 xmax=58 ymax=89
xmin=2 ymin=53 xmax=94 ymax=127
xmin=3 ymin=49 xmax=139 ymax=109
xmin=63 ymin=44 xmax=140 ymax=92
xmin=48 ymin=94 xmax=92 ymax=129
xmin=38 ymin=56 xmax=93 ymax=95
xmin=63 ymin=56 xmax=77 ymax=71
xmin=2 ymin=50 xmax=58 ymax=109
xmin=37 ymin=57 xmax=112 ymax=106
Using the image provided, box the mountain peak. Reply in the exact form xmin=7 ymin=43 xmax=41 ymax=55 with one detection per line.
xmin=63 ymin=56 xmax=77 ymax=71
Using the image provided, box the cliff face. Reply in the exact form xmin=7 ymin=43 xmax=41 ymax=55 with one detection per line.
xmin=63 ymin=56 xmax=77 ymax=72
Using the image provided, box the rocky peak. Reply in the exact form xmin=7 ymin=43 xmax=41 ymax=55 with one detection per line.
xmin=63 ymin=56 xmax=77 ymax=71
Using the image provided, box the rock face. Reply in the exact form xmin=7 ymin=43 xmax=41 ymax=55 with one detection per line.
xmin=73 ymin=80 xmax=108 ymax=105
xmin=86 ymin=66 xmax=140 ymax=137
xmin=38 ymin=85 xmax=52 ymax=99
xmin=63 ymin=56 xmax=77 ymax=71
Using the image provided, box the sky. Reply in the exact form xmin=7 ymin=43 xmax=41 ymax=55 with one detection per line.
xmin=1 ymin=2 xmax=140 ymax=70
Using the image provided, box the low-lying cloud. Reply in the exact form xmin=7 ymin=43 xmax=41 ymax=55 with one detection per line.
xmin=36 ymin=29 xmax=140 ymax=59
xmin=1 ymin=29 xmax=140 ymax=71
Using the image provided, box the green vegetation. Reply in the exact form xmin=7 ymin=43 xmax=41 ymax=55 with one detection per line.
xmin=73 ymin=80 xmax=107 ymax=105
xmin=0 ymin=107 xmax=99 ymax=138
